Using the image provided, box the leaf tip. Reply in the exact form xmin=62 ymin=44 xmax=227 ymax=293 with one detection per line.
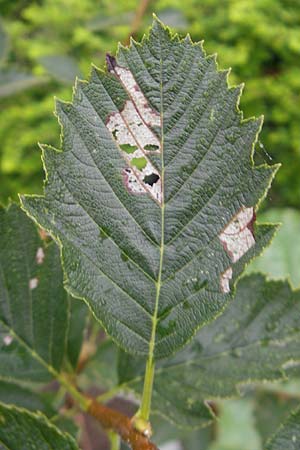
xmin=106 ymin=53 xmax=117 ymax=72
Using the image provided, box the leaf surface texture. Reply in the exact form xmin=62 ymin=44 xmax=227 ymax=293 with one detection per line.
xmin=21 ymin=19 xmax=277 ymax=358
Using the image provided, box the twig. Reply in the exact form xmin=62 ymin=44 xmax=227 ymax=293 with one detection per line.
xmin=125 ymin=0 xmax=152 ymax=45
xmin=56 ymin=364 xmax=158 ymax=448
xmin=87 ymin=397 xmax=159 ymax=450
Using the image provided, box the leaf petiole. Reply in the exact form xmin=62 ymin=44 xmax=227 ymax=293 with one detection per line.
xmin=108 ymin=430 xmax=121 ymax=450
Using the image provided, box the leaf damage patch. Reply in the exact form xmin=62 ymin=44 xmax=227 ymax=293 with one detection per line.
xmin=3 ymin=335 xmax=13 ymax=346
xmin=106 ymin=54 xmax=162 ymax=205
xmin=219 ymin=207 xmax=256 ymax=293
xmin=220 ymin=267 xmax=233 ymax=294
xmin=36 ymin=247 xmax=45 ymax=265
xmin=29 ymin=277 xmax=38 ymax=290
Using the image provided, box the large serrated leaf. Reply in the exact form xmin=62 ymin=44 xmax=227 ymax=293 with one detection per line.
xmin=0 ymin=204 xmax=86 ymax=383
xmin=0 ymin=402 xmax=78 ymax=450
xmin=118 ymin=274 xmax=300 ymax=428
xmin=21 ymin=18 xmax=278 ymax=359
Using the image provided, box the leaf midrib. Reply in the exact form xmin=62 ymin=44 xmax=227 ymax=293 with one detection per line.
xmin=148 ymin=51 xmax=165 ymax=362
xmin=59 ymin=95 xmax=160 ymax=250
xmin=91 ymin=70 xmax=161 ymax=202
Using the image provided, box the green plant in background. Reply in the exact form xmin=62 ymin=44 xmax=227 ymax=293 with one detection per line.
xmin=1 ymin=18 xmax=300 ymax=450
xmin=0 ymin=0 xmax=300 ymax=208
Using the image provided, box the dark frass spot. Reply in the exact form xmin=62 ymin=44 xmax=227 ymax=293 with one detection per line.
xmin=143 ymin=173 xmax=160 ymax=186
xmin=144 ymin=144 xmax=160 ymax=151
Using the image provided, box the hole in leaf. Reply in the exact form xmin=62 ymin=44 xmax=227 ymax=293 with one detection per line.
xmin=143 ymin=173 xmax=160 ymax=186
xmin=144 ymin=144 xmax=159 ymax=151
xmin=120 ymin=144 xmax=138 ymax=154
xmin=131 ymin=157 xmax=147 ymax=170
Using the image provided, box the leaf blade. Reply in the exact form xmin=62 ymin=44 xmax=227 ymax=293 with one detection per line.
xmin=119 ymin=274 xmax=300 ymax=427
xmin=0 ymin=402 xmax=78 ymax=450
xmin=0 ymin=204 xmax=84 ymax=382
xmin=21 ymin=18 xmax=278 ymax=359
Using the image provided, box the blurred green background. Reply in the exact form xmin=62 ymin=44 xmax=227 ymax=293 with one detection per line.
xmin=0 ymin=1 xmax=299 ymax=449
xmin=1 ymin=0 xmax=300 ymax=207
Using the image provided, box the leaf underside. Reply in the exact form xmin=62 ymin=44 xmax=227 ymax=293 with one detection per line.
xmin=118 ymin=274 xmax=300 ymax=428
xmin=21 ymin=18 xmax=278 ymax=359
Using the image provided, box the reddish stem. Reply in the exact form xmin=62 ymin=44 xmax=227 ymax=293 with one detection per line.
xmin=87 ymin=398 xmax=159 ymax=450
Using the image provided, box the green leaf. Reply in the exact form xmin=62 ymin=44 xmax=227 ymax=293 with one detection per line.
xmin=266 ymin=405 xmax=300 ymax=450
xmin=0 ymin=380 xmax=54 ymax=415
xmin=208 ymin=399 xmax=262 ymax=450
xmin=65 ymin=298 xmax=88 ymax=370
xmin=157 ymin=9 xmax=188 ymax=30
xmin=248 ymin=208 xmax=300 ymax=288
xmin=80 ymin=339 xmax=119 ymax=390
xmin=0 ymin=204 xmax=82 ymax=383
xmin=39 ymin=55 xmax=83 ymax=84
xmin=118 ymin=274 xmax=300 ymax=427
xmin=0 ymin=19 xmax=9 ymax=64
xmin=21 ymin=18 xmax=278 ymax=359
xmin=50 ymin=414 xmax=79 ymax=439
xmin=86 ymin=12 xmax=134 ymax=32
xmin=152 ymin=416 xmax=213 ymax=450
xmin=254 ymin=390 xmax=299 ymax=445
xmin=0 ymin=402 xmax=78 ymax=450
xmin=0 ymin=69 xmax=48 ymax=98
xmin=180 ymin=426 xmax=213 ymax=450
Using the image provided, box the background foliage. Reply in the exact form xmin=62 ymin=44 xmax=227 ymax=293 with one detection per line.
xmin=0 ymin=0 xmax=300 ymax=207
xmin=0 ymin=1 xmax=299 ymax=450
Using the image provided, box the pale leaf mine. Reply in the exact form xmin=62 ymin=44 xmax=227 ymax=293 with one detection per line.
xmin=105 ymin=56 xmax=256 ymax=292
xmin=219 ymin=206 xmax=255 ymax=292
xmin=106 ymin=55 xmax=162 ymax=204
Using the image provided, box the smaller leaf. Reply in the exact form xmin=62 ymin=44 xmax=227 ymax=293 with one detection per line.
xmin=0 ymin=204 xmax=84 ymax=383
xmin=118 ymin=274 xmax=300 ymax=427
xmin=0 ymin=19 xmax=9 ymax=64
xmin=157 ymin=9 xmax=188 ymax=30
xmin=86 ymin=12 xmax=134 ymax=31
xmin=65 ymin=298 xmax=88 ymax=370
xmin=209 ymin=399 xmax=262 ymax=450
xmin=0 ymin=69 xmax=48 ymax=98
xmin=39 ymin=55 xmax=83 ymax=84
xmin=248 ymin=208 xmax=300 ymax=287
xmin=266 ymin=405 xmax=300 ymax=450
xmin=0 ymin=380 xmax=54 ymax=416
xmin=151 ymin=414 xmax=214 ymax=450
xmin=0 ymin=402 xmax=78 ymax=450
xmin=50 ymin=415 xmax=79 ymax=439
xmin=80 ymin=339 xmax=119 ymax=390
xmin=254 ymin=390 xmax=299 ymax=444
